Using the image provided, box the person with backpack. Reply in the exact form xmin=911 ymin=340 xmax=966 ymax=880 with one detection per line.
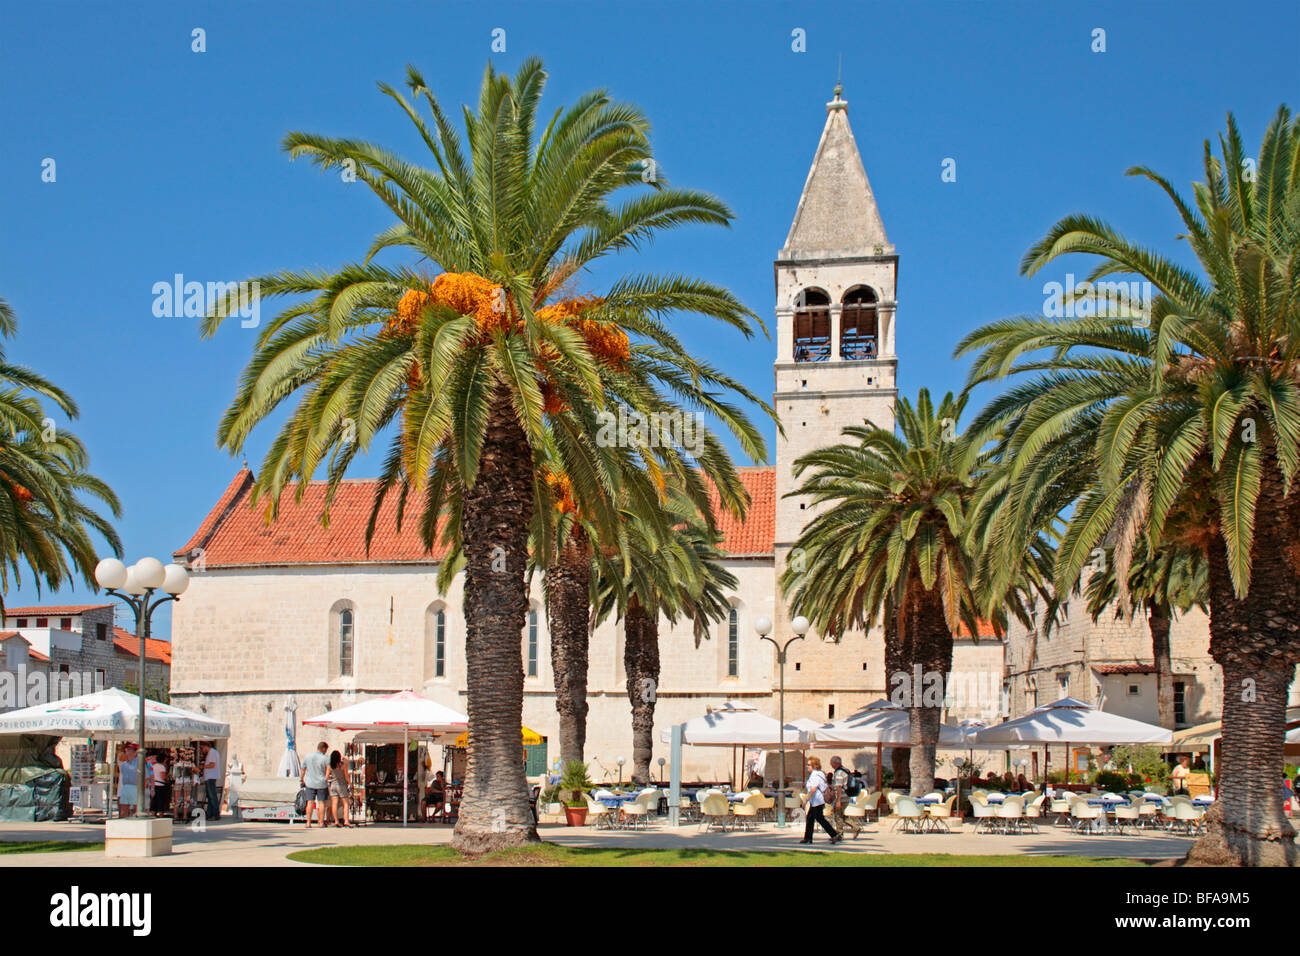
xmin=828 ymin=755 xmax=859 ymax=835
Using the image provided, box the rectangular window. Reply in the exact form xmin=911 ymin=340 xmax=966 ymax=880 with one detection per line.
xmin=15 ymin=618 xmax=27 ymax=628
xmin=1127 ymin=683 xmax=1140 ymax=696
xmin=59 ymin=617 xmax=71 ymax=630
xmin=1173 ymin=681 xmax=1186 ymax=726
xmin=727 ymin=609 xmax=739 ymax=678
xmin=94 ymin=669 xmax=106 ymax=690
xmin=1058 ymin=674 xmax=1069 ymax=698
xmin=36 ymin=618 xmax=48 ymax=627
xmin=527 ymin=610 xmax=538 ymax=678
xmin=827 ymin=703 xmax=835 ymax=719
xmin=96 ymin=623 xmax=107 ymax=641
xmin=435 ymin=611 xmax=446 ymax=678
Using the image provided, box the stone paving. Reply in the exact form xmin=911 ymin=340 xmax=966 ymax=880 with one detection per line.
xmin=0 ymin=816 xmax=1195 ymax=866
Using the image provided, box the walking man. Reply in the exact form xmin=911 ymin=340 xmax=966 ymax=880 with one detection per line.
xmin=199 ymin=741 xmax=222 ymax=822
xmin=828 ymin=755 xmax=857 ymax=835
xmin=301 ymin=741 xmax=331 ymax=828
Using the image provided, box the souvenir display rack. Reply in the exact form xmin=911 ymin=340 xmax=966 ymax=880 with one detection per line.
xmin=170 ymin=746 xmax=199 ymax=823
xmin=345 ymin=740 xmax=366 ymax=823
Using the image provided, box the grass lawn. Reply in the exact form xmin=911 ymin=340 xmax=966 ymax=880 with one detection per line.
xmin=0 ymin=840 xmax=102 ymax=855
xmin=288 ymin=843 xmax=1149 ymax=867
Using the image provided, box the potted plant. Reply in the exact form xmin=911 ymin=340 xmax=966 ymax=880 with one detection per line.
xmin=558 ymin=760 xmax=593 ymax=827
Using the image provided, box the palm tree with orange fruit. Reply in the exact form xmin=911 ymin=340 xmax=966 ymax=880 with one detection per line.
xmin=202 ymin=60 xmax=771 ymax=852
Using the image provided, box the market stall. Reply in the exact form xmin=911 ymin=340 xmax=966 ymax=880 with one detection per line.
xmin=303 ymin=690 xmax=467 ymax=826
xmin=0 ymin=687 xmax=231 ymax=821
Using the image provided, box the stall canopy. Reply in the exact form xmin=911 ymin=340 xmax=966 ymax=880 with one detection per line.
xmin=303 ymin=690 xmax=467 ymax=733
xmin=303 ymin=690 xmax=468 ymax=827
xmin=968 ymin=697 xmax=1172 ymax=746
xmin=0 ymin=687 xmax=230 ymax=742
xmin=661 ymin=700 xmax=811 ymax=748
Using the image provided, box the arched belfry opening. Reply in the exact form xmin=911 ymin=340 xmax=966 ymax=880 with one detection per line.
xmin=793 ymin=289 xmax=831 ymax=362
xmin=840 ymin=286 xmax=878 ymax=359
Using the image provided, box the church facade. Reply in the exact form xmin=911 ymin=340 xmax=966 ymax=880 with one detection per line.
xmin=168 ymin=90 xmax=1006 ymax=782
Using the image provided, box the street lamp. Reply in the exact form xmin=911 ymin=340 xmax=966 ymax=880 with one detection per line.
xmin=95 ymin=556 xmax=189 ymax=817
xmin=756 ymin=613 xmax=810 ymax=827
xmin=616 ymin=756 xmax=625 ymax=790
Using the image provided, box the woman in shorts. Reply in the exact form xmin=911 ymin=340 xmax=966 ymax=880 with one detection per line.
xmin=328 ymin=750 xmax=354 ymax=828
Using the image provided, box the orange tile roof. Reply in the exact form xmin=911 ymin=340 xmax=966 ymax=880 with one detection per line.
xmin=3 ymin=604 xmax=113 ymax=618
xmin=175 ymin=467 xmax=777 ymax=568
xmin=29 ymin=649 xmax=50 ymax=664
xmin=954 ymin=619 xmax=1001 ymax=639
xmin=112 ymin=628 xmax=172 ymax=664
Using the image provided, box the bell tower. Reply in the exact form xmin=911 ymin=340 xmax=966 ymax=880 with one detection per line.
xmin=771 ymin=85 xmax=898 ymax=724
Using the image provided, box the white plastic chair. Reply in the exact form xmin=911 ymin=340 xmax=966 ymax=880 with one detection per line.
xmin=584 ymin=794 xmax=614 ymax=829
xmin=1069 ymin=796 xmax=1103 ymax=834
xmin=730 ymin=791 xmax=763 ymax=831
xmin=699 ymin=792 xmax=730 ymax=831
xmin=926 ymin=794 xmax=958 ymax=832
xmin=892 ymin=795 xmax=925 ymax=833
xmin=996 ymin=795 xmax=1026 ymax=834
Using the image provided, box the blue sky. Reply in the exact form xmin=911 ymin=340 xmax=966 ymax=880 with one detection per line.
xmin=1 ymin=0 xmax=1296 ymax=637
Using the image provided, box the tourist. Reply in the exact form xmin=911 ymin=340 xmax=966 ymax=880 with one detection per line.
xmin=800 ymin=756 xmax=841 ymax=845
xmin=828 ymin=755 xmax=855 ymax=835
xmin=1171 ymin=755 xmax=1191 ymax=795
xmin=199 ymin=741 xmax=222 ymax=822
xmin=300 ymin=741 xmax=331 ymax=828
xmin=425 ymin=770 xmax=447 ymax=814
xmin=328 ymin=750 xmax=354 ymax=828
xmin=117 ymin=744 xmax=139 ymax=818
xmin=149 ymin=753 xmax=171 ymax=816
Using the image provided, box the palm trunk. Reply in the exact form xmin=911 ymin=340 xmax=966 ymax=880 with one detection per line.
xmin=452 ymin=382 xmax=538 ymax=853
xmin=1148 ymin=599 xmax=1175 ymax=730
xmin=624 ymin=597 xmax=660 ymax=787
xmin=901 ymin=580 xmax=955 ymax=799
xmin=1186 ymin=462 xmax=1300 ymax=866
xmin=547 ymin=527 xmax=591 ymax=766
xmin=884 ymin=604 xmax=910 ymax=789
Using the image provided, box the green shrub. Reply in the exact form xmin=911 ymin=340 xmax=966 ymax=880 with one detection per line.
xmin=1094 ymin=770 xmax=1129 ymax=792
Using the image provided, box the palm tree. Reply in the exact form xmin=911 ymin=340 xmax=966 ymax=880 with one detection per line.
xmin=957 ymin=107 xmax=1300 ymax=865
xmin=540 ymin=417 xmax=755 ymax=768
xmin=781 ymin=390 xmax=986 ymax=797
xmin=593 ymin=490 xmax=736 ymax=785
xmin=201 ymin=61 xmax=770 ymax=852
xmin=0 ymin=296 xmax=121 ymax=609
xmin=1084 ymin=540 xmax=1207 ymax=729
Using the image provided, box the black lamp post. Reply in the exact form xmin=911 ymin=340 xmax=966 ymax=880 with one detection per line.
xmin=94 ymin=556 xmax=189 ymax=816
xmin=756 ymin=613 xmax=810 ymax=827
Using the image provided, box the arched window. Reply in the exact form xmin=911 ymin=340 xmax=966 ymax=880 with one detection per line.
xmin=425 ymin=604 xmax=447 ymax=680
xmin=526 ymin=608 xmax=539 ymax=679
xmin=338 ymin=608 xmax=354 ymax=678
xmin=727 ymin=607 xmax=739 ymax=678
xmin=840 ymin=287 xmax=878 ymax=359
xmin=435 ymin=610 xmax=446 ymax=677
xmin=793 ymin=289 xmax=831 ymax=362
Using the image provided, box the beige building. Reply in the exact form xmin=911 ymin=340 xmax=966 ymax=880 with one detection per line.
xmin=168 ymin=88 xmax=1006 ymax=783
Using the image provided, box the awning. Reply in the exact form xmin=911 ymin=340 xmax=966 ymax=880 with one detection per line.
xmin=441 ymin=726 xmax=543 ymax=748
xmin=0 ymin=687 xmax=230 ymax=742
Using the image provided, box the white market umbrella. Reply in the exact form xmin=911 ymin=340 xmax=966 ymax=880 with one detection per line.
xmin=969 ymin=697 xmax=1171 ymax=785
xmin=278 ymin=696 xmax=302 ymax=778
xmin=303 ymin=690 xmax=467 ymax=826
xmin=662 ymin=701 xmax=811 ymax=748
xmin=811 ymin=700 xmax=970 ymax=747
xmin=0 ymin=687 xmax=230 ymax=741
xmin=810 ymin=699 xmax=968 ymax=788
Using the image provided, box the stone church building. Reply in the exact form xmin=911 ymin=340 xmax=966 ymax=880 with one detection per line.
xmin=169 ymin=89 xmax=1219 ymax=783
